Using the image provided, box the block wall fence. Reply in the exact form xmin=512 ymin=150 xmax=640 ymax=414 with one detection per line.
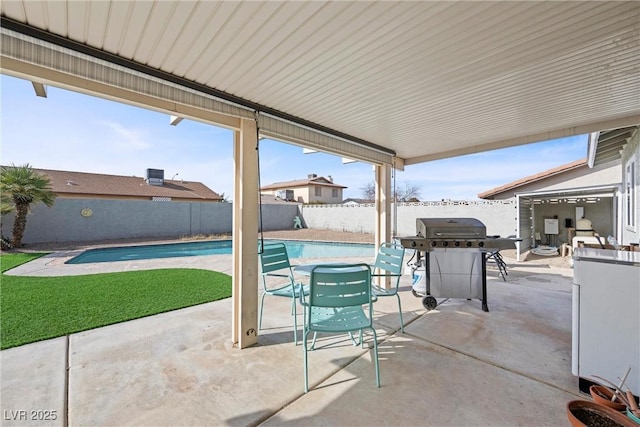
xmin=1 ymin=198 xmax=516 ymax=244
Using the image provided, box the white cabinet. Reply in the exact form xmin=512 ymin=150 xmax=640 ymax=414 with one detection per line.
xmin=572 ymin=248 xmax=640 ymax=395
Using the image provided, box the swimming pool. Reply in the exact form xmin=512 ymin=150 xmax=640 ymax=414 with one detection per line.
xmin=65 ymin=239 xmax=374 ymax=264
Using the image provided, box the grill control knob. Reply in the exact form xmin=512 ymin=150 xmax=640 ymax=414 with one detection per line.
xmin=430 ymin=241 xmax=437 ymax=247
xmin=478 ymin=241 xmax=485 ymax=247
xmin=411 ymin=241 xmax=417 ymax=248
xmin=466 ymin=241 xmax=473 ymax=247
xmin=442 ymin=241 xmax=449 ymax=247
xmin=454 ymin=241 xmax=460 ymax=247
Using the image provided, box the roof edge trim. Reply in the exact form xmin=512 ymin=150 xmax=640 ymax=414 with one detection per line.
xmin=587 ymin=131 xmax=600 ymax=168
xmin=515 ymin=184 xmax=620 ymax=198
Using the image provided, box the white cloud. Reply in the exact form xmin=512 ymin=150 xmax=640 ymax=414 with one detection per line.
xmin=93 ymin=120 xmax=152 ymax=151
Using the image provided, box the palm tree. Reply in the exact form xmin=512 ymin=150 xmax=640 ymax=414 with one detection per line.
xmin=0 ymin=164 xmax=56 ymax=248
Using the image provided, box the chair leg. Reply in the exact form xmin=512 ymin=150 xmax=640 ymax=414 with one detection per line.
xmin=498 ymin=253 xmax=508 ymax=280
xmin=348 ymin=331 xmax=359 ymax=346
xmin=303 ymin=330 xmax=310 ymax=393
xmin=496 ymin=253 xmax=506 ymax=281
xmin=258 ymin=293 xmax=266 ymax=330
xmin=396 ymin=294 xmax=404 ymax=333
xmin=291 ymin=297 xmax=298 ymax=345
xmin=370 ymin=327 xmax=380 ymax=387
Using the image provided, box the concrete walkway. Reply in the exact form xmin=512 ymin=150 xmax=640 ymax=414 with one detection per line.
xmin=1 ymin=249 xmax=583 ymax=426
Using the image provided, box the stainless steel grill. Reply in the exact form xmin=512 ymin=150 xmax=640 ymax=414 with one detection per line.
xmin=398 ymin=218 xmax=519 ymax=312
xmin=401 ymin=218 xmax=517 ymax=251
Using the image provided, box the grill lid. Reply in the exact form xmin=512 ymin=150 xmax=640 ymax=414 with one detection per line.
xmin=416 ymin=218 xmax=486 ymax=239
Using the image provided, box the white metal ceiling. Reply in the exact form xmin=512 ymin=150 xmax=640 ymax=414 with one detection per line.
xmin=1 ymin=1 xmax=639 ymax=165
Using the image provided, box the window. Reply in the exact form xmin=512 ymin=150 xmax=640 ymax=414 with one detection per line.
xmin=332 ymin=188 xmax=338 ymax=198
xmin=315 ymin=187 xmax=321 ymax=197
xmin=626 ymin=156 xmax=636 ymax=229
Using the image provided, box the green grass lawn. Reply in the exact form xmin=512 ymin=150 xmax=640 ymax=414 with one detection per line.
xmin=0 ymin=253 xmax=232 ymax=350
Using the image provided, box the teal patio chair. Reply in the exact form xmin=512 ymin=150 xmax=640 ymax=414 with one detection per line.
xmin=301 ymin=264 xmax=380 ymax=393
xmin=370 ymin=242 xmax=406 ymax=332
xmin=258 ymin=242 xmax=308 ymax=344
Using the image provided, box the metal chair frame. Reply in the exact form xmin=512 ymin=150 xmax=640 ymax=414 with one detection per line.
xmin=370 ymin=242 xmax=406 ymax=332
xmin=486 ymin=250 xmax=508 ymax=281
xmin=300 ymin=263 xmax=380 ymax=393
xmin=258 ymin=242 xmax=308 ymax=345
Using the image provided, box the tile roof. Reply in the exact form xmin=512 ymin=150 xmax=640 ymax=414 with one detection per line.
xmin=477 ymin=159 xmax=588 ymax=199
xmin=26 ymin=168 xmax=223 ymax=201
xmin=261 ymin=176 xmax=346 ymax=190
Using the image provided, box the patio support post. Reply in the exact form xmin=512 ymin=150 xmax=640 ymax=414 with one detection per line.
xmin=231 ymin=118 xmax=259 ymax=348
xmin=374 ymin=163 xmax=392 ymax=288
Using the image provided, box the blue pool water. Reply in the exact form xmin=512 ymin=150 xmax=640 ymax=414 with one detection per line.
xmin=65 ymin=239 xmax=374 ymax=264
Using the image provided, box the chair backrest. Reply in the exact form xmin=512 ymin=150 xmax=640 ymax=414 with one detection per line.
xmin=258 ymin=242 xmax=293 ymax=274
xmin=372 ymin=242 xmax=405 ymax=276
xmin=309 ymin=264 xmax=372 ymax=309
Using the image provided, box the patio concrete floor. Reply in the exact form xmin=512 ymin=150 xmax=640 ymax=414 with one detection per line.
xmin=1 ymin=248 xmax=584 ymax=426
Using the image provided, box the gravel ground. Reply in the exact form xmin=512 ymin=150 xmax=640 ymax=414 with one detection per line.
xmin=261 ymin=229 xmax=375 ymax=243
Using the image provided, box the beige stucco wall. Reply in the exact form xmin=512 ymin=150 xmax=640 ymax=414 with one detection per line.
xmin=307 ymin=185 xmax=343 ymax=204
xmin=298 ymin=188 xmax=311 ymax=203
xmin=261 ymin=188 xmax=307 ymax=203
xmin=488 ymin=162 xmax=621 ymax=200
xmin=263 ymin=186 xmax=343 ymax=204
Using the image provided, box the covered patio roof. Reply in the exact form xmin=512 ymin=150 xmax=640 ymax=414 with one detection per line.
xmin=2 ymin=1 xmax=639 ymax=164
xmin=2 ymin=1 xmax=639 ymax=348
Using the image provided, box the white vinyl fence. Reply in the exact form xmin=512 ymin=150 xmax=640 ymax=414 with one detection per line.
xmin=300 ymin=200 xmax=517 ymax=237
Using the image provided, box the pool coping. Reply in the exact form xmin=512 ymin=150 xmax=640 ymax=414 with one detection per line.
xmin=3 ymin=239 xmax=377 ymax=278
xmin=65 ymin=238 xmax=374 ymax=265
xmin=3 ymin=250 xmax=237 ymax=277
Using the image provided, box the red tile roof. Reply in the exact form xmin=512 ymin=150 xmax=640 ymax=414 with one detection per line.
xmin=478 ymin=159 xmax=588 ymax=199
xmin=28 ymin=168 xmax=223 ymax=201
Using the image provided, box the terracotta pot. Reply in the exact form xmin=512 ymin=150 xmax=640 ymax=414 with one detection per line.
xmin=591 ymin=385 xmax=627 ymax=411
xmin=566 ymin=400 xmax=636 ymax=427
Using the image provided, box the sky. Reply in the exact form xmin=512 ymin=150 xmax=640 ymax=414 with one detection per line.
xmin=1 ymin=74 xmax=588 ymax=201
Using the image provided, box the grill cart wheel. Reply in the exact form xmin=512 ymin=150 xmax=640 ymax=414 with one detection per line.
xmin=423 ymin=296 xmax=437 ymax=310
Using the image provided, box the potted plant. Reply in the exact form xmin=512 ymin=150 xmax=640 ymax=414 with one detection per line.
xmin=591 ymin=384 xmax=628 ymax=411
xmin=588 ymin=374 xmax=640 ymax=425
xmin=566 ymin=400 xmax=636 ymax=427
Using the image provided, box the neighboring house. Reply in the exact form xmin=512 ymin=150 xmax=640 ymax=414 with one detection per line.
xmin=342 ymin=198 xmax=373 ymax=205
xmin=478 ymin=158 xmax=622 ymax=257
xmin=260 ymin=174 xmax=346 ymax=204
xmin=23 ymin=167 xmax=223 ymax=202
xmin=587 ymin=126 xmax=639 ymax=245
xmin=259 ymin=194 xmax=301 ymax=204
